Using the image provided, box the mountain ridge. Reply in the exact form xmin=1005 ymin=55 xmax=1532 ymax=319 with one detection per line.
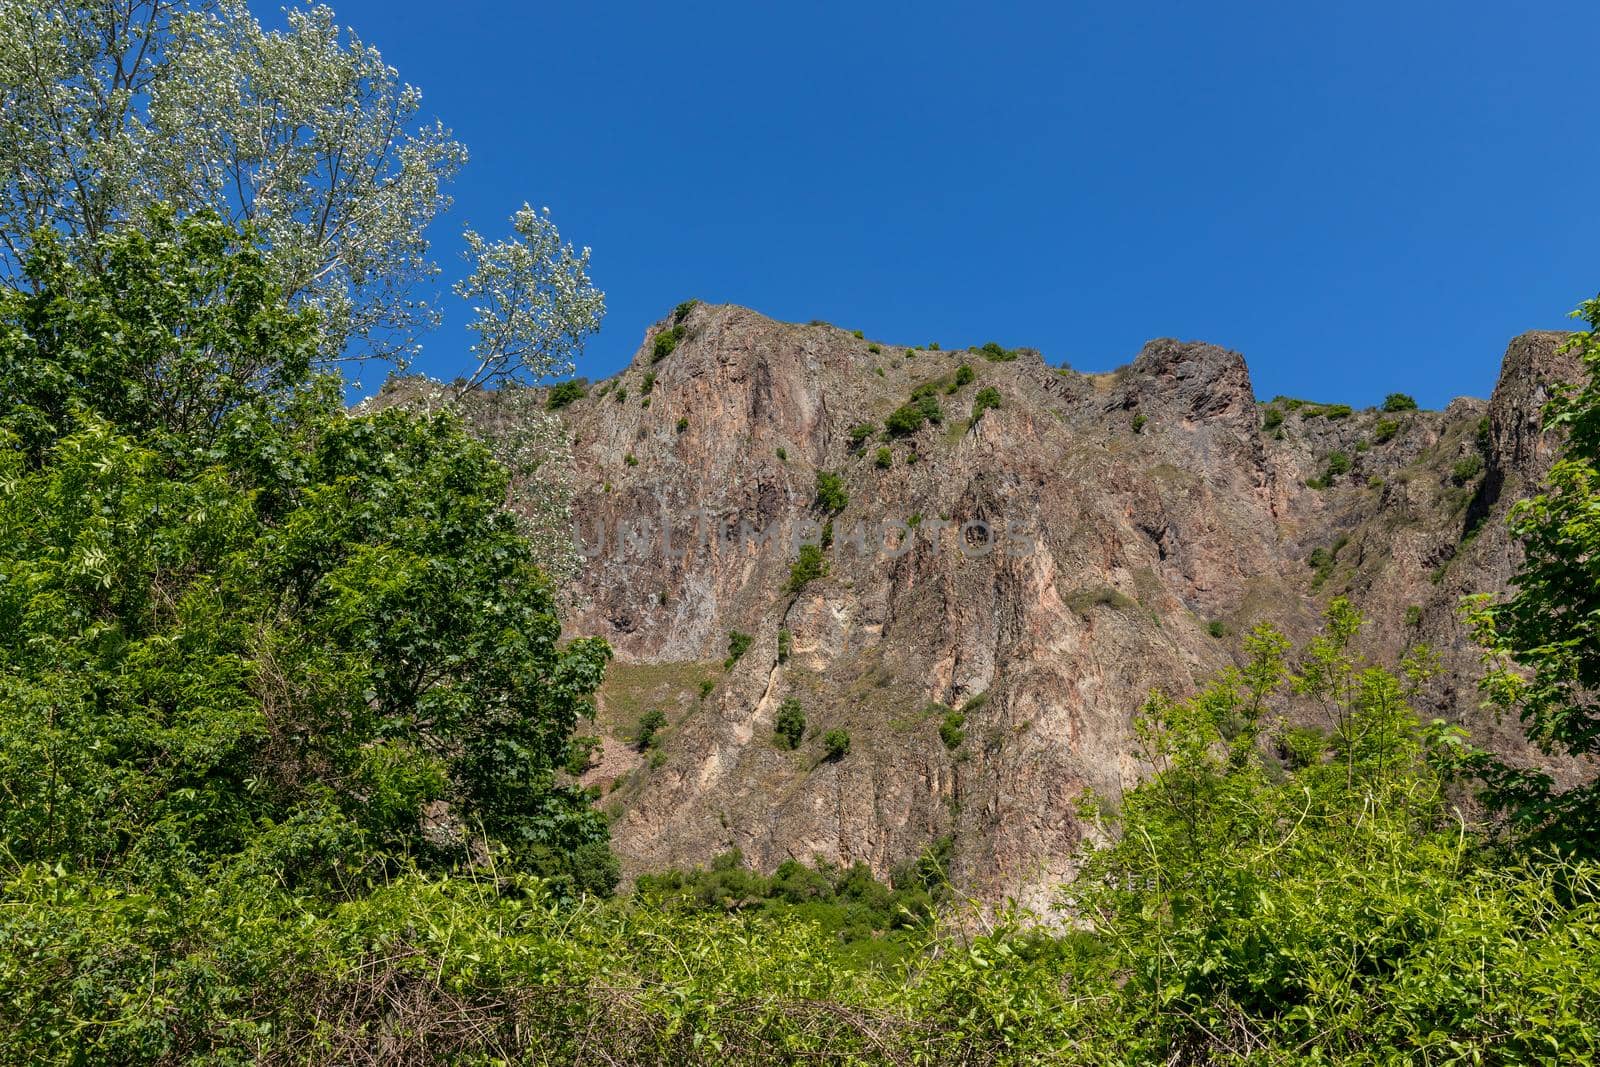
xmin=551 ymin=303 xmax=1577 ymax=906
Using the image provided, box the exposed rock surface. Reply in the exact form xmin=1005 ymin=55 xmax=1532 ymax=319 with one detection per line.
xmin=551 ymin=305 xmax=1579 ymax=908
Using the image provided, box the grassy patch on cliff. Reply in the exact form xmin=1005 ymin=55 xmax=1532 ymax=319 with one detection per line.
xmin=595 ymin=660 xmax=720 ymax=736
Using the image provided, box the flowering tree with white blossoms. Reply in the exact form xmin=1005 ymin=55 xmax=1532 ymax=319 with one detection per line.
xmin=453 ymin=204 xmax=605 ymax=398
xmin=0 ymin=0 xmax=603 ymax=578
xmin=0 ymin=0 xmax=466 ymax=366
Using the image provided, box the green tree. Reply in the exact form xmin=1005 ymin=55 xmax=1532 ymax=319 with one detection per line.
xmin=774 ymin=699 xmax=806 ymax=749
xmin=1383 ymin=392 xmax=1419 ymax=411
xmin=1466 ymin=294 xmax=1600 ymax=854
xmin=814 ymin=470 xmax=849 ymax=513
xmin=0 ymin=216 xmax=611 ymax=886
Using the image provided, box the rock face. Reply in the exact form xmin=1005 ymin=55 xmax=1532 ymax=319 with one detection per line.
xmin=554 ymin=305 xmax=1579 ymax=908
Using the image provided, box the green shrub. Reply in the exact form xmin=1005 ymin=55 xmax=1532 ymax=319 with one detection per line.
xmin=874 ymin=446 xmax=892 ymax=469
xmin=1452 ymin=454 xmax=1484 ymax=484
xmin=676 ymin=417 xmax=688 ymax=433
xmin=1373 ymin=417 xmax=1400 ymax=443
xmin=1405 ymin=604 xmax=1423 ymax=628
xmin=776 ymin=446 xmax=787 ymax=462
xmin=852 ymin=329 xmax=865 ymax=339
xmin=847 ymin=422 xmax=875 ymax=450
xmin=1325 ymin=450 xmax=1352 ymax=478
xmin=786 ymin=544 xmax=828 ymax=594
xmin=814 ymin=470 xmax=849 ymax=513
xmin=725 ymin=630 xmax=754 ymax=669
xmin=673 ymin=299 xmax=699 ymax=323
xmin=822 ymin=729 xmax=851 ymax=760
xmin=547 ymin=379 xmax=587 ymax=409
xmin=624 ymin=452 xmax=638 ymax=467
xmin=1262 ymin=407 xmax=1284 ymax=431
xmin=973 ymin=341 xmax=1017 ymax=362
xmin=777 ymin=629 xmax=792 ymax=663
xmin=775 ymin=699 xmax=806 ymax=750
xmin=1383 ymin=392 xmax=1419 ymax=412
xmin=939 ymin=707 xmax=966 ymax=750
xmin=640 ymin=370 xmax=656 ymax=395
xmin=971 ymin=386 xmax=1002 ymax=420
xmin=1206 ymin=619 xmax=1226 ymax=638
xmin=565 ymin=735 xmax=603 ymax=775
xmin=1131 ymin=412 xmax=1147 ymax=433
xmin=950 ymin=364 xmax=975 ymax=390
xmin=614 ymin=386 xmax=627 ymax=402
xmin=867 ymin=342 xmax=881 ymax=354
xmin=886 ymin=402 xmax=928 ymax=437
xmin=698 ymin=678 xmax=716 ymax=700
xmin=652 ymin=324 xmax=686 ymax=362
xmin=635 ymin=709 xmax=667 ymax=749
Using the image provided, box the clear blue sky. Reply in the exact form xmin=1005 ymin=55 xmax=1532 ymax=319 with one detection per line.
xmin=315 ymin=0 xmax=1593 ymax=408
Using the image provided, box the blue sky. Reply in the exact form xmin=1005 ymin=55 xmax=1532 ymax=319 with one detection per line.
xmin=317 ymin=0 xmax=1593 ymax=408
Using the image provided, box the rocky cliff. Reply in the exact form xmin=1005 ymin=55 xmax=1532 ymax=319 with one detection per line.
xmin=553 ymin=304 xmax=1579 ymax=907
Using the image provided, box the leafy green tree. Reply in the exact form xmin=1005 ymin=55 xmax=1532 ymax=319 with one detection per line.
xmin=1466 ymin=295 xmax=1600 ymax=855
xmin=774 ymin=699 xmax=806 ymax=749
xmin=823 ymin=729 xmax=850 ymax=760
xmin=1383 ymin=392 xmax=1419 ymax=411
xmin=0 ymin=211 xmax=318 ymax=458
xmin=546 ymin=379 xmax=588 ymax=410
xmin=814 ymin=470 xmax=848 ymax=513
xmin=634 ymin=709 xmax=667 ymax=750
xmin=785 ymin=544 xmax=828 ymax=594
xmin=0 ymin=216 xmax=611 ymax=886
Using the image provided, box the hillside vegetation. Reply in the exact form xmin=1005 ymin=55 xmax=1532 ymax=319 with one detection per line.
xmin=1 ymin=2 xmax=1598 ymax=1062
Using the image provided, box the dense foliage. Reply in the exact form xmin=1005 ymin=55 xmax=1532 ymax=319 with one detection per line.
xmin=1466 ymin=294 xmax=1600 ymax=856
xmin=0 ymin=217 xmax=611 ymax=901
xmin=2 ymin=6 xmax=1599 ymax=1057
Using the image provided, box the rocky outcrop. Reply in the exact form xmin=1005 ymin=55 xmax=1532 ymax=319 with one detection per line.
xmin=552 ymin=306 xmax=1578 ymax=907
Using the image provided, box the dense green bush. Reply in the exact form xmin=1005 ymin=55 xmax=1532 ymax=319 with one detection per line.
xmin=724 ymin=630 xmax=754 ymax=668
xmin=634 ymin=709 xmax=667 ymax=749
xmin=972 ymin=386 xmax=1002 ymax=420
xmin=1384 ymin=391 xmax=1419 ymax=411
xmin=1452 ymin=453 xmax=1485 ymax=483
xmin=950 ymin=363 xmax=976 ymax=390
xmin=847 ymin=422 xmax=876 ymax=450
xmin=785 ymin=544 xmax=828 ymax=594
xmin=814 ymin=470 xmax=849 ymax=512
xmin=774 ymin=698 xmax=806 ymax=749
xmin=651 ymin=324 xmax=686 ymax=362
xmin=546 ymin=378 xmax=588 ymax=408
xmin=939 ymin=706 xmax=966 ymax=750
xmin=973 ymin=341 xmax=1018 ymax=362
xmin=823 ymin=729 xmax=851 ymax=760
xmin=875 ymin=445 xmax=893 ymax=469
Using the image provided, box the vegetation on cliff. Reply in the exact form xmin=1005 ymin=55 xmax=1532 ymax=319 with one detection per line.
xmin=1 ymin=3 xmax=1597 ymax=1063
